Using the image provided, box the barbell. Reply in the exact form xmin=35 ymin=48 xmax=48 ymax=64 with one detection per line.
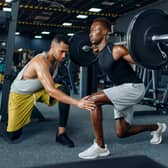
xmin=69 ymin=9 xmax=168 ymax=69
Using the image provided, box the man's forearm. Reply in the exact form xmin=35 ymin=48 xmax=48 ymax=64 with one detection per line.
xmin=49 ymin=88 xmax=79 ymax=107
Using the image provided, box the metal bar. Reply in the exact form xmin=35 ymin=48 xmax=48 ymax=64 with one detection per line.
xmin=113 ymin=41 xmax=127 ymax=45
xmin=79 ymin=67 xmax=88 ymax=97
xmin=161 ymin=84 xmax=168 ymax=104
xmin=152 ymin=34 xmax=168 ymax=42
xmin=0 ymin=0 xmax=20 ymax=122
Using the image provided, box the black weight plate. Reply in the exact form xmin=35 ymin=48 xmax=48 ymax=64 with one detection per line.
xmin=69 ymin=31 xmax=97 ymax=66
xmin=127 ymin=9 xmax=168 ymax=69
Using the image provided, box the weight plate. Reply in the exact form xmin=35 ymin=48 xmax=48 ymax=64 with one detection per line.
xmin=127 ymin=9 xmax=168 ymax=69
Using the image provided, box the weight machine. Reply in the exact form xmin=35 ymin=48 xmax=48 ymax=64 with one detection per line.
xmin=135 ymin=65 xmax=168 ymax=114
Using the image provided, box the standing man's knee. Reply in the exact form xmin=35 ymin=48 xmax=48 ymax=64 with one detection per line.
xmin=115 ymin=127 xmax=127 ymax=138
xmin=115 ymin=119 xmax=129 ymax=138
xmin=87 ymin=95 xmax=98 ymax=106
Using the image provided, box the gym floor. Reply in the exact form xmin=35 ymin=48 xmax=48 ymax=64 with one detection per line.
xmin=0 ymin=93 xmax=168 ymax=168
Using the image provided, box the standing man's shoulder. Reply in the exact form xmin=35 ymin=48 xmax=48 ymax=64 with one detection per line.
xmin=112 ymin=45 xmax=128 ymax=60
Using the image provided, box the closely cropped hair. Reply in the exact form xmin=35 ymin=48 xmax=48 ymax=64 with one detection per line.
xmin=92 ymin=17 xmax=111 ymax=32
xmin=52 ymin=34 xmax=70 ymax=45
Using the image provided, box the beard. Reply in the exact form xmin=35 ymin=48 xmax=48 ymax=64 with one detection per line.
xmin=91 ymin=37 xmax=104 ymax=46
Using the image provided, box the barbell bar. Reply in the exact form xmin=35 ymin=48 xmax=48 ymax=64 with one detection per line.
xmin=113 ymin=41 xmax=127 ymax=45
xmin=152 ymin=34 xmax=168 ymax=42
xmin=114 ymin=34 xmax=168 ymax=45
xmin=69 ymin=9 xmax=168 ymax=69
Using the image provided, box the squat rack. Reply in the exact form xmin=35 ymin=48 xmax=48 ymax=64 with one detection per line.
xmin=0 ymin=0 xmax=45 ymax=126
xmin=0 ymin=0 xmax=19 ymax=122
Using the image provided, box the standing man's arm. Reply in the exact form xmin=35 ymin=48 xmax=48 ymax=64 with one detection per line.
xmin=113 ymin=45 xmax=135 ymax=64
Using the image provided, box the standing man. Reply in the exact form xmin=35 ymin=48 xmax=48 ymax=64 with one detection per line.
xmin=6 ymin=35 xmax=95 ymax=147
xmin=78 ymin=18 xmax=167 ymax=159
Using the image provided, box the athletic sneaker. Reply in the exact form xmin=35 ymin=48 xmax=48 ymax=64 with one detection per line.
xmin=78 ymin=140 xmax=110 ymax=159
xmin=150 ymin=122 xmax=167 ymax=144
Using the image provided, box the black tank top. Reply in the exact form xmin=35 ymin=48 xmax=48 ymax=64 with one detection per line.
xmin=98 ymin=43 xmax=142 ymax=85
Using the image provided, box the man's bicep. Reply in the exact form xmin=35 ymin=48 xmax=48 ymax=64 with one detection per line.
xmin=123 ymin=54 xmax=136 ymax=64
xmin=35 ymin=60 xmax=55 ymax=91
xmin=119 ymin=46 xmax=135 ymax=64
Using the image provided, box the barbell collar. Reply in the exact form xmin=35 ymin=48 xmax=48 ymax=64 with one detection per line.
xmin=82 ymin=45 xmax=92 ymax=52
xmin=152 ymin=34 xmax=168 ymax=42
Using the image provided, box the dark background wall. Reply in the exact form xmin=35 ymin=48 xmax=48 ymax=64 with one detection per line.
xmin=15 ymin=35 xmax=31 ymax=49
xmin=114 ymin=0 xmax=168 ymax=33
xmin=30 ymin=38 xmax=50 ymax=51
xmin=15 ymin=35 xmax=50 ymax=52
xmin=0 ymin=33 xmax=51 ymax=52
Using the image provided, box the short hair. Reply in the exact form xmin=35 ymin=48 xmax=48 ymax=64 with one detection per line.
xmin=52 ymin=34 xmax=70 ymax=45
xmin=92 ymin=17 xmax=111 ymax=32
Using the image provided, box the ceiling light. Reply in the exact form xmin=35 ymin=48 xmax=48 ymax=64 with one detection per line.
xmin=76 ymin=15 xmax=88 ymax=19
xmin=62 ymin=22 xmax=72 ymax=26
xmin=5 ymin=0 xmax=13 ymax=2
xmin=18 ymin=48 xmax=23 ymax=52
xmin=88 ymin=8 xmax=102 ymax=12
xmin=5 ymin=0 xmax=18 ymax=2
xmin=1 ymin=42 xmax=6 ymax=46
xmin=34 ymin=35 xmax=42 ymax=39
xmin=67 ymin=33 xmax=74 ymax=36
xmin=3 ymin=7 xmax=12 ymax=12
xmin=15 ymin=32 xmax=20 ymax=35
xmin=41 ymin=31 xmax=50 ymax=34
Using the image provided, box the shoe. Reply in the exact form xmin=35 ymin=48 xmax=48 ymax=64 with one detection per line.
xmin=56 ymin=131 xmax=74 ymax=148
xmin=150 ymin=122 xmax=167 ymax=144
xmin=78 ymin=140 xmax=110 ymax=159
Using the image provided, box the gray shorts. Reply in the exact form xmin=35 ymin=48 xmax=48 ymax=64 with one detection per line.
xmin=103 ymin=83 xmax=145 ymax=124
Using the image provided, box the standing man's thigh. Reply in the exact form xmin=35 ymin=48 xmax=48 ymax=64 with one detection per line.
xmin=103 ymin=83 xmax=145 ymax=125
xmin=104 ymin=83 xmax=145 ymax=112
